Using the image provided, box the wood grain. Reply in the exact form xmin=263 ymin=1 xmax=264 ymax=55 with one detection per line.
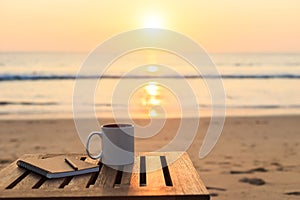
xmin=0 ymin=154 xmax=38 ymax=189
xmin=39 ymin=178 xmax=65 ymax=190
xmin=128 ymin=155 xmax=140 ymax=188
xmin=12 ymin=172 xmax=41 ymax=190
xmin=93 ymin=164 xmax=117 ymax=188
xmin=166 ymin=152 xmax=209 ymax=195
xmin=0 ymin=152 xmax=210 ymax=200
xmin=65 ymin=157 xmax=99 ymax=189
xmin=145 ymin=156 xmax=165 ymax=188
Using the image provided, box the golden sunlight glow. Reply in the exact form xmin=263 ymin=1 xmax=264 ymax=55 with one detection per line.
xmin=144 ymin=82 xmax=161 ymax=117
xmin=141 ymin=82 xmax=160 ymax=107
xmin=142 ymin=14 xmax=164 ymax=28
xmin=129 ymin=81 xmax=180 ymax=118
xmin=145 ymin=82 xmax=159 ymax=96
xmin=149 ymin=97 xmax=160 ymax=106
xmin=1 ymin=1 xmax=300 ymax=52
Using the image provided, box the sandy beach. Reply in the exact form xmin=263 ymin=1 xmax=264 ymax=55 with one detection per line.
xmin=0 ymin=115 xmax=299 ymax=199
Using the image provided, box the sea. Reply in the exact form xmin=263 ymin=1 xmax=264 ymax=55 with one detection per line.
xmin=0 ymin=51 xmax=299 ymax=119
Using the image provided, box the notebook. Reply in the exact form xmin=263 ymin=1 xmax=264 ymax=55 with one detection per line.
xmin=17 ymin=155 xmax=99 ymax=179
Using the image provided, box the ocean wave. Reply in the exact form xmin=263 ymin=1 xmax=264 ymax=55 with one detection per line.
xmin=94 ymin=103 xmax=300 ymax=109
xmin=199 ymin=104 xmax=300 ymax=109
xmin=0 ymin=101 xmax=57 ymax=106
xmin=221 ymin=62 xmax=300 ymax=67
xmin=0 ymin=74 xmax=300 ymax=81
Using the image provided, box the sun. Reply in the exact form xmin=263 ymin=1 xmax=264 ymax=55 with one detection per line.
xmin=142 ymin=15 xmax=164 ymax=28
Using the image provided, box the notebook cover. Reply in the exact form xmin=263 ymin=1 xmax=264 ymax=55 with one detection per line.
xmin=17 ymin=155 xmax=99 ymax=179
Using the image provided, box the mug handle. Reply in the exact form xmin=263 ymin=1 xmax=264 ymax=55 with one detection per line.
xmin=86 ymin=131 xmax=103 ymax=160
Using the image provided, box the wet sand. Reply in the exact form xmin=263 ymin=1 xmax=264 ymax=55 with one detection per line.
xmin=0 ymin=115 xmax=299 ymax=199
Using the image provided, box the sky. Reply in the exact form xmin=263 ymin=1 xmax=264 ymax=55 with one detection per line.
xmin=1 ymin=0 xmax=300 ymax=53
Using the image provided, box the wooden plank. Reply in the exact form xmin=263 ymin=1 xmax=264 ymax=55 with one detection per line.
xmin=180 ymin=153 xmax=209 ymax=194
xmin=1 ymin=187 xmax=205 ymax=199
xmin=120 ymin=155 xmax=139 ymax=188
xmin=162 ymin=152 xmax=181 ymax=194
xmin=119 ymin=163 xmax=133 ymax=187
xmin=128 ymin=155 xmax=140 ymax=188
xmin=145 ymin=156 xmax=165 ymax=187
xmin=39 ymin=178 xmax=65 ymax=190
xmin=13 ymin=172 xmax=42 ymax=190
xmin=67 ymin=173 xmax=93 ymax=189
xmin=0 ymin=163 xmax=26 ymax=189
xmin=0 ymin=154 xmax=39 ymax=189
xmin=166 ymin=152 xmax=209 ymax=195
xmin=138 ymin=152 xmax=167 ymax=156
xmin=65 ymin=157 xmax=99 ymax=189
xmin=93 ymin=164 xmax=117 ymax=188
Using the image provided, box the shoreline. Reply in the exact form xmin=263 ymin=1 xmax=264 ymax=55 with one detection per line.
xmin=0 ymin=112 xmax=300 ymax=121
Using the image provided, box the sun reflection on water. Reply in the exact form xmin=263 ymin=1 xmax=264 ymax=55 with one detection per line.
xmin=129 ymin=81 xmax=180 ymax=118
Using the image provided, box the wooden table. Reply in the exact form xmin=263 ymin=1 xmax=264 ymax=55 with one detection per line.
xmin=0 ymin=152 xmax=210 ymax=200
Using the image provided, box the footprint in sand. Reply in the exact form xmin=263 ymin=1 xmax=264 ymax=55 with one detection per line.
xmin=9 ymin=138 xmax=18 ymax=142
xmin=0 ymin=159 xmax=12 ymax=164
xmin=255 ymin=120 xmax=268 ymax=125
xmin=230 ymin=167 xmax=268 ymax=174
xmin=284 ymin=191 xmax=300 ymax=196
xmin=209 ymin=193 xmax=219 ymax=197
xmin=239 ymin=177 xmax=266 ymax=186
xmin=207 ymin=186 xmax=227 ymax=198
xmin=270 ymin=162 xmax=285 ymax=171
xmin=34 ymin=146 xmax=46 ymax=150
xmin=207 ymin=186 xmax=227 ymax=191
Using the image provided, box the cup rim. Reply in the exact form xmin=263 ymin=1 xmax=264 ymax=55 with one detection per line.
xmin=102 ymin=123 xmax=133 ymax=128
